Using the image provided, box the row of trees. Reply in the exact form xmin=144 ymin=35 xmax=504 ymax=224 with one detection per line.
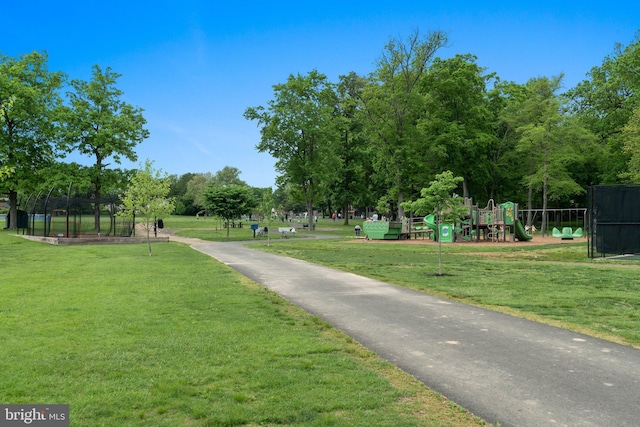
xmin=244 ymin=29 xmax=640 ymax=229
xmin=167 ymin=166 xmax=307 ymax=219
xmin=4 ymin=29 xmax=639 ymax=233
xmin=1 ymin=51 xmax=147 ymax=229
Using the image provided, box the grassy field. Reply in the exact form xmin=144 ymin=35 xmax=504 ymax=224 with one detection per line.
xmin=6 ymin=214 xmax=638 ymax=425
xmin=0 ymin=229 xmax=484 ymax=426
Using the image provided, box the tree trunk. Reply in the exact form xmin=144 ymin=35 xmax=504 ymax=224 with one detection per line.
xmin=146 ymin=226 xmax=153 ymax=256
xmin=307 ymin=200 xmax=314 ymax=229
xmin=541 ymin=149 xmax=549 ymax=237
xmin=527 ymin=185 xmax=533 ymax=227
xmin=462 ymin=177 xmax=469 ymax=199
xmin=8 ymin=190 xmax=18 ymax=230
xmin=342 ymin=201 xmax=349 ymax=225
xmin=94 ymin=183 xmax=102 ymax=232
xmin=397 ymin=192 xmax=405 ymax=220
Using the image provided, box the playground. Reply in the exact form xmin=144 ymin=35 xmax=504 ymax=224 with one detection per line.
xmin=363 ymin=199 xmax=539 ymax=243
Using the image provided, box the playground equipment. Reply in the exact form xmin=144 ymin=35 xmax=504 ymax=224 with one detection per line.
xmin=363 ymin=198 xmax=533 ymax=243
xmin=468 ymin=200 xmax=530 ymax=242
xmin=362 ymin=216 xmax=437 ymax=240
xmin=552 ymin=227 xmax=584 ymax=240
xmin=362 ymin=220 xmax=405 ymax=240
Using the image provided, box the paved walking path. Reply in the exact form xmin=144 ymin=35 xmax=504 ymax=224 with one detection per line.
xmin=174 ymin=236 xmax=640 ymax=427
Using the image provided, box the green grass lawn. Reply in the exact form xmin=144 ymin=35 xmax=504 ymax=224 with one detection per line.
xmin=247 ymin=238 xmax=640 ymax=348
xmin=0 ymin=230 xmax=484 ymax=426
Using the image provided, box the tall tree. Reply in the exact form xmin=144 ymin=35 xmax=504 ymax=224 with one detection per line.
xmin=244 ymin=70 xmax=338 ymax=229
xmin=419 ymin=54 xmax=496 ymax=199
xmin=119 ymin=160 xmax=175 ymax=256
xmin=0 ymin=51 xmax=65 ymax=229
xmin=505 ymin=76 xmax=594 ymax=235
xmin=329 ymin=72 xmax=370 ymax=225
xmin=358 ymin=29 xmax=447 ymax=219
xmin=567 ymin=33 xmax=640 ymax=183
xmin=61 ymin=65 xmax=149 ymax=228
xmin=485 ymin=81 xmax=529 ymax=204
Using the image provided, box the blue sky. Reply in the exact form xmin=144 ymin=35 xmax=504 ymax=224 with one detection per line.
xmin=4 ymin=1 xmax=639 ymax=188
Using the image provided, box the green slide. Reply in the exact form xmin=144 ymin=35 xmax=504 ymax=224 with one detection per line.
xmin=424 ymin=214 xmax=437 ymax=231
xmin=514 ymin=220 xmax=532 ymax=241
xmin=424 ymin=214 xmax=438 ymax=240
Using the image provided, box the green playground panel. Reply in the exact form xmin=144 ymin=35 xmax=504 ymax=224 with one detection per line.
xmin=362 ymin=221 xmax=403 ymax=240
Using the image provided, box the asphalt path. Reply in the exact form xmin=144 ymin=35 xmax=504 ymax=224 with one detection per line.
xmin=183 ymin=238 xmax=640 ymax=427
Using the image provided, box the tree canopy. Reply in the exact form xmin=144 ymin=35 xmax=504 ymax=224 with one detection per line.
xmin=61 ymin=65 xmax=149 ymax=227
xmin=358 ymin=29 xmax=448 ymax=219
xmin=0 ymin=51 xmax=64 ymax=228
xmin=244 ymin=70 xmax=338 ymax=228
xmin=203 ymin=185 xmax=257 ymax=240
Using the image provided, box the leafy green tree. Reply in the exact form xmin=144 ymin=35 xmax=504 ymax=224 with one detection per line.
xmin=203 ymin=185 xmax=257 ymax=240
xmin=244 ymin=70 xmax=338 ymax=229
xmin=185 ymin=172 xmax=212 ymax=214
xmin=326 ymin=72 xmax=370 ymax=225
xmin=401 ymin=171 xmax=467 ymax=275
xmin=567 ymin=34 xmax=640 ymax=183
xmin=119 ymin=160 xmax=175 ymax=256
xmin=0 ymin=51 xmax=65 ymax=229
xmin=621 ymin=106 xmax=640 ymax=182
xmin=419 ymin=54 xmax=496 ymax=198
xmin=358 ymin=29 xmax=447 ymax=219
xmin=168 ymin=172 xmax=196 ymax=215
xmin=210 ymin=166 xmax=247 ymax=187
xmin=0 ymin=97 xmax=15 ymax=182
xmin=61 ymin=65 xmax=149 ymax=228
xmin=504 ymin=76 xmax=595 ymax=235
xmin=40 ymin=162 xmax=92 ymax=192
xmin=485 ymin=81 xmax=529 ymax=204
xmin=272 ymin=183 xmax=304 ymax=214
